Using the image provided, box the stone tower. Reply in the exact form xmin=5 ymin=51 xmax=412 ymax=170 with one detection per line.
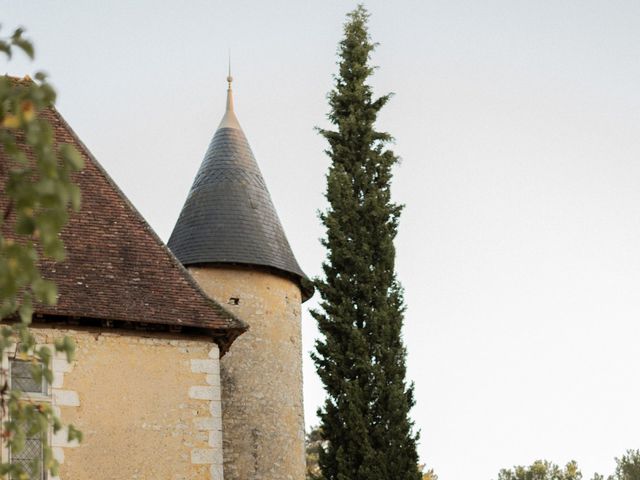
xmin=168 ymin=76 xmax=313 ymax=480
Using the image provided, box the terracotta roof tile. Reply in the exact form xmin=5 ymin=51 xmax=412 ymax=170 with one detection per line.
xmin=1 ymin=87 xmax=247 ymax=346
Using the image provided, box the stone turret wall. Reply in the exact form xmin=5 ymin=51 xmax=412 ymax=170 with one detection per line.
xmin=188 ymin=266 xmax=305 ymax=480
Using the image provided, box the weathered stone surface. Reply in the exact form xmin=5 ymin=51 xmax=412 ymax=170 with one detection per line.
xmin=189 ymin=386 xmax=219 ymax=400
xmin=191 ymin=359 xmax=218 ymax=374
xmin=190 ymin=266 xmax=305 ymax=480
xmin=191 ymin=448 xmax=216 ymax=464
xmin=53 ymin=389 xmax=80 ymax=407
xmin=31 ymin=326 xmax=222 ymax=480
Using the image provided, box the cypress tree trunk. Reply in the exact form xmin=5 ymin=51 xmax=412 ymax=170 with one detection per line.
xmin=311 ymin=6 xmax=421 ymax=480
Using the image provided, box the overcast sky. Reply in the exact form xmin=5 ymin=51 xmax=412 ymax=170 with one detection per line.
xmin=3 ymin=1 xmax=640 ymax=478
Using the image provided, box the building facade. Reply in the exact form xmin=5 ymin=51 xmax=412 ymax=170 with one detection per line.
xmin=169 ymin=76 xmax=313 ymax=480
xmin=0 ymin=75 xmax=311 ymax=480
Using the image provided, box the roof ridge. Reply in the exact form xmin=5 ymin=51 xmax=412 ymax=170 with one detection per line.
xmin=51 ymin=105 xmax=248 ymax=334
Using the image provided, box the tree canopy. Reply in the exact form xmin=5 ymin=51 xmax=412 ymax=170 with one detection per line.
xmin=604 ymin=450 xmax=640 ymax=480
xmin=311 ymin=5 xmax=420 ymax=480
xmin=495 ymin=452 xmax=640 ymax=480
xmin=496 ymin=460 xmax=582 ymax=480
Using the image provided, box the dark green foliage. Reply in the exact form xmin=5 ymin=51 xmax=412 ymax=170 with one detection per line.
xmin=496 ymin=452 xmax=640 ymax=480
xmin=603 ymin=450 xmax=640 ymax=480
xmin=311 ymin=5 xmax=420 ymax=480
xmin=495 ymin=460 xmax=582 ymax=480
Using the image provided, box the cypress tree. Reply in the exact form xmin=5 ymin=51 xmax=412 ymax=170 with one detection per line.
xmin=311 ymin=5 xmax=421 ymax=480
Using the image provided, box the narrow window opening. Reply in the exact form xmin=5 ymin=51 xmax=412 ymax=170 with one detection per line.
xmin=228 ymin=297 xmax=240 ymax=306
xmin=9 ymin=359 xmax=49 ymax=480
xmin=10 ymin=359 xmax=47 ymax=395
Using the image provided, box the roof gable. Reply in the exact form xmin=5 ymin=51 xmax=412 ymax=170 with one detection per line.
xmin=1 ymin=93 xmax=247 ymax=346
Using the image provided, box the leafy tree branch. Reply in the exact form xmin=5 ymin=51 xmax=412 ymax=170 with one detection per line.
xmin=1 ymin=25 xmax=82 ymax=479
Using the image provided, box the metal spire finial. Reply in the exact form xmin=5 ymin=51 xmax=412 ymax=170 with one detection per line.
xmin=219 ymin=51 xmax=239 ymax=129
xmin=227 ymin=50 xmax=233 ymax=88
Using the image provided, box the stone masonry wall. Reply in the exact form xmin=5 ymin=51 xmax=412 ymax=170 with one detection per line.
xmin=29 ymin=326 xmax=223 ymax=480
xmin=189 ymin=266 xmax=305 ymax=480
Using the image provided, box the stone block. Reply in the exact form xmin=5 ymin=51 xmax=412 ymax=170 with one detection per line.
xmin=51 ymin=373 xmax=65 ymax=389
xmin=188 ymin=386 xmax=215 ymax=400
xmin=52 ymin=447 xmax=65 ymax=464
xmin=53 ymin=389 xmax=80 ymax=407
xmin=210 ymin=463 xmax=224 ymax=480
xmin=208 ymin=428 xmax=223 ymax=448
xmin=52 ymin=358 xmax=72 ymax=374
xmin=193 ymin=417 xmax=216 ymax=431
xmin=209 ymin=400 xmax=222 ymax=418
xmin=190 ymin=359 xmax=218 ymax=374
xmin=191 ymin=448 xmax=215 ymax=464
xmin=205 ymin=373 xmax=220 ymax=386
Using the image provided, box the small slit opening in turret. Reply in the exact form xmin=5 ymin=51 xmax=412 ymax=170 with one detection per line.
xmin=228 ymin=297 xmax=240 ymax=306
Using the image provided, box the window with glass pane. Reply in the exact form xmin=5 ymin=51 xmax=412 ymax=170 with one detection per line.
xmin=10 ymin=435 xmax=44 ymax=480
xmin=10 ymin=360 xmax=47 ymax=395
xmin=9 ymin=360 xmax=48 ymax=480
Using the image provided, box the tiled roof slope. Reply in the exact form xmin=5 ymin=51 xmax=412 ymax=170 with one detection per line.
xmin=0 ymin=86 xmax=247 ymax=344
xmin=168 ymin=83 xmax=314 ymax=300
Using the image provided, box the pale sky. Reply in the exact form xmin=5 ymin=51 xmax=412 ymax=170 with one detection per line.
xmin=3 ymin=1 xmax=640 ymax=478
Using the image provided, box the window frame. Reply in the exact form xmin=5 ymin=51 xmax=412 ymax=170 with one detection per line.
xmin=1 ymin=351 xmax=52 ymax=480
xmin=9 ymin=359 xmax=49 ymax=398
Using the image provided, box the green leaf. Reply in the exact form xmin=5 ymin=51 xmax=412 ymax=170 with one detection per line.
xmin=32 ymin=278 xmax=57 ymax=305
xmin=55 ymin=336 xmax=76 ymax=362
xmin=0 ymin=40 xmax=10 ymax=58
xmin=18 ymin=294 xmax=32 ymax=324
xmin=52 ymin=416 xmax=62 ymax=434
xmin=67 ymin=424 xmax=83 ymax=443
xmin=43 ymin=236 xmax=65 ymax=261
xmin=12 ymin=429 xmax=25 ymax=454
xmin=14 ymin=215 xmax=36 ymax=235
xmin=69 ymin=184 xmax=82 ymax=211
xmin=10 ymin=27 xmax=26 ymax=41
xmin=13 ymin=38 xmax=34 ymax=59
xmin=59 ymin=144 xmax=84 ymax=171
xmin=36 ymin=345 xmax=51 ymax=366
xmin=30 ymin=362 xmax=44 ymax=384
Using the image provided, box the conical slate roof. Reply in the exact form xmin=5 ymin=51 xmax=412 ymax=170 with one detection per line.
xmin=168 ymin=78 xmax=312 ymax=300
xmin=0 ymin=78 xmax=247 ymax=353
